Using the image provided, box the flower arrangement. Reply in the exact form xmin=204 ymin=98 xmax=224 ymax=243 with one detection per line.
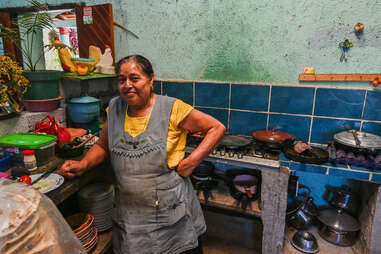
xmin=0 ymin=56 xmax=30 ymax=112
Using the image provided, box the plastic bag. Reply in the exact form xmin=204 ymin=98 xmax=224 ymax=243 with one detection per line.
xmin=0 ymin=179 xmax=86 ymax=254
xmin=34 ymin=115 xmax=71 ymax=145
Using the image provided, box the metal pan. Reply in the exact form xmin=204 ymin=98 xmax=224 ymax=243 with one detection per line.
xmin=284 ymin=145 xmax=329 ymax=164
xmin=252 ymin=129 xmax=295 ymax=150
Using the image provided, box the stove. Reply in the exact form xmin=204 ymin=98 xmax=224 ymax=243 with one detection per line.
xmin=191 ymin=175 xmax=219 ymax=203
xmin=187 ymin=133 xmax=280 ymax=170
xmin=186 ymin=145 xmax=280 ymax=171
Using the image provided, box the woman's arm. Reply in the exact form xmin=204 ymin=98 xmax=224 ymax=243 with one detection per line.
xmin=177 ymin=109 xmax=225 ymax=177
xmin=59 ymin=121 xmax=109 ymax=178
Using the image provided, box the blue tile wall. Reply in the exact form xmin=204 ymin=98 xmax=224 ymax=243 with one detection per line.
xmin=162 ymin=81 xmax=193 ymax=105
xmin=329 ymin=168 xmax=370 ymax=181
xmin=372 ymin=173 xmax=381 ymax=184
xmin=314 ymin=88 xmax=365 ymax=119
xmin=196 ymin=107 xmax=229 ymax=129
xmin=231 ymin=84 xmax=269 ymax=111
xmin=153 ymin=80 xmax=162 ymax=95
xmin=289 ymin=162 xmax=327 ymax=174
xmin=195 ymin=82 xmax=229 ymax=108
xmin=270 ymin=86 xmax=314 ymax=115
xmin=362 ymin=122 xmax=381 ymax=135
xmin=230 ymin=111 xmax=267 ymax=135
xmin=268 ymin=114 xmax=311 ymax=141
xmin=161 ymin=80 xmax=380 ymax=147
xmin=310 ymin=118 xmax=361 ymax=144
xmin=363 ymin=91 xmax=381 ymax=121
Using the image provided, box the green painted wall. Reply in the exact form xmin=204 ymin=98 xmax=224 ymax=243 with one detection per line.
xmin=1 ymin=0 xmax=381 ymax=84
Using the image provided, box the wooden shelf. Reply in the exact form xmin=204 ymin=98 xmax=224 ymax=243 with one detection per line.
xmin=61 ymin=72 xmax=116 ymax=81
xmin=91 ymin=231 xmax=112 ymax=254
xmin=299 ymin=73 xmax=381 ymax=82
xmin=197 ymin=181 xmax=261 ymax=218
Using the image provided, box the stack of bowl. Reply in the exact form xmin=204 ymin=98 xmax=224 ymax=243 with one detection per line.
xmin=78 ymin=183 xmax=114 ymax=232
xmin=65 ymin=213 xmax=98 ymax=252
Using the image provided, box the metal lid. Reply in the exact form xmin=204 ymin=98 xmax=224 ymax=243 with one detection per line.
xmin=69 ymin=96 xmax=100 ymax=104
xmin=291 ymin=231 xmax=319 ymax=254
xmin=318 ymin=208 xmax=360 ymax=232
xmin=334 ymin=130 xmax=381 ymax=149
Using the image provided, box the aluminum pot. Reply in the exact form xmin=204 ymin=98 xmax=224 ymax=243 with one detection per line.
xmin=328 ymin=185 xmax=359 ymax=216
xmin=334 ymin=130 xmax=381 ymax=155
xmin=317 ymin=208 xmax=360 ymax=246
xmin=286 ymin=196 xmax=318 ymax=230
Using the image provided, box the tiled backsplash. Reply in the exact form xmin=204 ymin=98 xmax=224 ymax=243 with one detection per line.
xmin=155 ymin=80 xmax=381 ymax=146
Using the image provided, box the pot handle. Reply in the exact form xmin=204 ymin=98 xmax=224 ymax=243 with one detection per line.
xmin=241 ymin=195 xmax=249 ymax=210
xmin=297 ymin=184 xmax=311 ymax=199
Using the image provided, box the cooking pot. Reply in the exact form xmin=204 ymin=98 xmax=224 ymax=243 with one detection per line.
xmin=286 ymin=185 xmax=318 ymax=230
xmin=327 ymin=185 xmax=359 ymax=216
xmin=67 ymin=96 xmax=100 ymax=124
xmin=286 ymin=196 xmax=318 ymax=230
xmin=317 ymin=208 xmax=360 ymax=246
xmin=334 ymin=130 xmax=381 ymax=155
xmin=252 ymin=129 xmax=295 ymax=150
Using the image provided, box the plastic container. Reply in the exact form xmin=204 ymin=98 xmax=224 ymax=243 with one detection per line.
xmin=0 ymin=133 xmax=57 ymax=166
xmin=23 ymin=97 xmax=62 ymax=112
xmin=23 ymin=149 xmax=37 ymax=172
xmin=0 ymin=153 xmax=12 ymax=172
xmin=22 ymin=70 xmax=62 ymax=100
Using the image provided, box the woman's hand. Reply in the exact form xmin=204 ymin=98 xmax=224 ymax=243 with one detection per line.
xmin=59 ymin=160 xmax=88 ymax=178
xmin=176 ymin=157 xmax=199 ymax=177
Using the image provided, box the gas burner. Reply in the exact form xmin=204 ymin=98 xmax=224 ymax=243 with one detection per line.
xmin=224 ymin=169 xmax=261 ymax=210
xmin=191 ymin=176 xmax=219 ymax=203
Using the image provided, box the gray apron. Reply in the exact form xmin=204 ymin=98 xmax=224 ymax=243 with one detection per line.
xmin=108 ymin=95 xmax=206 ymax=254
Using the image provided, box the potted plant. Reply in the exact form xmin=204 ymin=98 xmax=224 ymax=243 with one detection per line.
xmin=0 ymin=55 xmax=30 ymax=115
xmin=0 ymin=0 xmax=70 ymax=110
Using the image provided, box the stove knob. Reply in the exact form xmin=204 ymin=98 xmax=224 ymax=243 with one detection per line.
xmin=212 ymin=149 xmax=217 ymax=155
xmin=237 ymin=153 xmax=243 ymax=159
xmin=228 ymin=151 xmax=235 ymax=157
xmin=220 ymin=149 xmax=226 ymax=156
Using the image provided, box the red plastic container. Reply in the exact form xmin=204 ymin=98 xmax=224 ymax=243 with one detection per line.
xmin=23 ymin=96 xmax=62 ymax=112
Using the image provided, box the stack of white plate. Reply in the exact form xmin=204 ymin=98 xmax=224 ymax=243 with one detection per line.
xmin=78 ymin=183 xmax=114 ymax=232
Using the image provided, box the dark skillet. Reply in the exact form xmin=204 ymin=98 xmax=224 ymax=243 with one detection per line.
xmin=283 ymin=142 xmax=329 ymax=164
xmin=218 ymin=134 xmax=252 ymax=150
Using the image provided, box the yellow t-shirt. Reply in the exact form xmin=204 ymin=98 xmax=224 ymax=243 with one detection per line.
xmin=124 ymin=99 xmax=193 ymax=168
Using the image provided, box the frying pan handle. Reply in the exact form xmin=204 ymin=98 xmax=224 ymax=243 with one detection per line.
xmin=245 ymin=188 xmax=253 ymax=198
xmin=241 ymin=195 xmax=249 ymax=210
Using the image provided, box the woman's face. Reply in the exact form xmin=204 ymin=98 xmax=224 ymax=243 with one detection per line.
xmin=118 ymin=61 xmax=153 ymax=107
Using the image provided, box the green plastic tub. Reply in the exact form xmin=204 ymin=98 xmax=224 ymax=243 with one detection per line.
xmin=0 ymin=133 xmax=57 ymax=166
xmin=23 ymin=71 xmax=62 ymax=100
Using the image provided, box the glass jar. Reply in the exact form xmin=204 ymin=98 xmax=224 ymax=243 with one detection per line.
xmin=23 ymin=149 xmax=37 ymax=172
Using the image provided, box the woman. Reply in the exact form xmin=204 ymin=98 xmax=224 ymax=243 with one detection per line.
xmin=59 ymin=55 xmax=226 ymax=254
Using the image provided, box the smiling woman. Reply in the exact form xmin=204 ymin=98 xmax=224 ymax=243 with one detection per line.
xmin=59 ymin=55 xmax=226 ymax=254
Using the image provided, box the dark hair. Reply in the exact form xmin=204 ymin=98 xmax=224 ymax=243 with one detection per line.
xmin=115 ymin=55 xmax=154 ymax=78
